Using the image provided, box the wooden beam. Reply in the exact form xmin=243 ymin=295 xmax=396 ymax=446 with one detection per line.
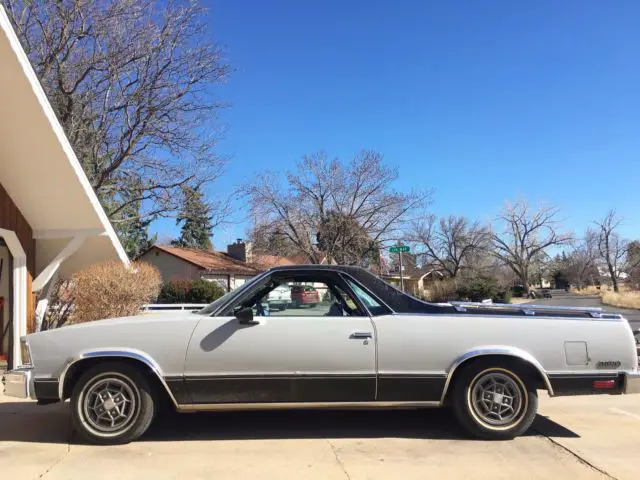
xmin=33 ymin=229 xmax=106 ymax=240
xmin=32 ymin=236 xmax=86 ymax=292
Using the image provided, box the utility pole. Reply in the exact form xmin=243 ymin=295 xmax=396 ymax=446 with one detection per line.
xmin=389 ymin=245 xmax=409 ymax=292
xmin=399 ymin=250 xmax=404 ymax=292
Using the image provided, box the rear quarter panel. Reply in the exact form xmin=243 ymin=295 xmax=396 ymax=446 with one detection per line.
xmin=373 ymin=313 xmax=638 ymax=376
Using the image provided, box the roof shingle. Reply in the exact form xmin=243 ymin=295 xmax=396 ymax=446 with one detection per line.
xmin=151 ymin=245 xmax=262 ymax=275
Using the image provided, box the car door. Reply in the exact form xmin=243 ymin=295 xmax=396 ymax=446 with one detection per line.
xmin=183 ymin=272 xmax=376 ymax=404
xmin=344 ymin=277 xmax=447 ymax=403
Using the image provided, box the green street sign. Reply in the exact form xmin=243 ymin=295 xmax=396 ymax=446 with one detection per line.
xmin=389 ymin=246 xmax=410 ymax=253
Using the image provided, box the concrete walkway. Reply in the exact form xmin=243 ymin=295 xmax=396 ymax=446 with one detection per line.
xmin=1 ymin=393 xmax=639 ymax=479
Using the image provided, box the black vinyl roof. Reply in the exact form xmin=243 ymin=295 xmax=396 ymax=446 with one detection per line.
xmin=267 ymin=265 xmax=457 ymax=314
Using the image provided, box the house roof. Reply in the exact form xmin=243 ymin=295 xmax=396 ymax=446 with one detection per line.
xmin=150 ymin=245 xmax=262 ymax=275
xmin=252 ymin=254 xmax=297 ymax=268
xmin=0 ymin=6 xmax=128 ymax=277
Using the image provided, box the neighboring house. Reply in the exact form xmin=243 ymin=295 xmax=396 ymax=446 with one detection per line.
xmin=141 ymin=240 xmax=327 ymax=293
xmin=597 ymin=266 xmax=629 ymax=282
xmin=0 ymin=7 xmax=128 ymax=369
xmin=140 ymin=245 xmax=263 ymax=292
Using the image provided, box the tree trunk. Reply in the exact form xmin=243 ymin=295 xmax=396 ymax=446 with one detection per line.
xmin=607 ymin=262 xmax=619 ymax=292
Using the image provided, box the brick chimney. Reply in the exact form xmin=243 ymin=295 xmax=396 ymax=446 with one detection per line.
xmin=227 ymin=239 xmax=252 ymax=263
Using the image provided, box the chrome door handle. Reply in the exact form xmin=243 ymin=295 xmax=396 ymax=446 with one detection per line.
xmin=350 ymin=332 xmax=372 ymax=339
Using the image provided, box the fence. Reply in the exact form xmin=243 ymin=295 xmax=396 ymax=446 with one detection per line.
xmin=142 ymin=303 xmax=207 ymax=312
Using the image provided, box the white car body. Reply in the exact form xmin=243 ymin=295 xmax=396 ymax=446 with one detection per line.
xmin=3 ymin=265 xmax=639 ymax=443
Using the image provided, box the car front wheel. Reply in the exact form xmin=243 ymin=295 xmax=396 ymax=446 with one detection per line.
xmin=451 ymin=361 xmax=538 ymax=440
xmin=71 ymin=362 xmax=156 ymax=445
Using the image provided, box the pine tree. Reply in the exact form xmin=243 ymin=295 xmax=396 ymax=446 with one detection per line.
xmin=117 ymin=212 xmax=156 ymax=259
xmin=103 ymin=182 xmax=156 ymax=259
xmin=172 ymin=186 xmax=213 ymax=249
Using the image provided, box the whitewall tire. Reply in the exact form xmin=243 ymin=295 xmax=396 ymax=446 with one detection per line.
xmin=451 ymin=361 xmax=538 ymax=440
xmin=71 ymin=362 xmax=157 ymax=445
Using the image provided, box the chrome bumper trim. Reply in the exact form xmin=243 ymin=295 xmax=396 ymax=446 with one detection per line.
xmin=2 ymin=368 xmax=34 ymax=399
xmin=623 ymin=372 xmax=640 ymax=394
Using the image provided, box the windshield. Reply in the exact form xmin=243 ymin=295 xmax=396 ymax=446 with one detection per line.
xmin=196 ymin=272 xmax=268 ymax=315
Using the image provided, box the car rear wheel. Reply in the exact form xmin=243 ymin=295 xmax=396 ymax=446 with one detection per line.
xmin=451 ymin=361 xmax=537 ymax=440
xmin=71 ymin=362 xmax=156 ymax=445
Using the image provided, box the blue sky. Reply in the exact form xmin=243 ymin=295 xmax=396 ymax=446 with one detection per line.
xmin=152 ymin=0 xmax=640 ymax=248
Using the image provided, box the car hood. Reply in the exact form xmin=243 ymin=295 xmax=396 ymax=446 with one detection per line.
xmin=28 ymin=310 xmax=200 ymax=339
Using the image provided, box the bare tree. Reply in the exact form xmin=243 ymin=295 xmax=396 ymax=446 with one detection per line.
xmin=627 ymin=240 xmax=640 ymax=290
xmin=565 ymin=229 xmax=599 ymax=288
xmin=408 ymin=215 xmax=490 ymax=277
xmin=244 ymin=150 xmax=430 ymax=265
xmin=4 ymin=0 xmax=230 ymax=229
xmin=491 ymin=201 xmax=572 ymax=290
xmin=595 ymin=210 xmax=629 ymax=292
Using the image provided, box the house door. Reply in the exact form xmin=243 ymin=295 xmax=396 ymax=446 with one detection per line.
xmin=0 ymin=239 xmax=13 ymax=369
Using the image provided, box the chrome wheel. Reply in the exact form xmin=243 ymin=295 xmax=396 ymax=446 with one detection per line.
xmin=82 ymin=374 xmax=139 ymax=435
xmin=469 ymin=370 xmax=525 ymax=427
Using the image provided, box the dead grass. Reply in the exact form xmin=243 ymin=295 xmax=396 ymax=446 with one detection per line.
xmin=571 ymin=286 xmax=601 ymax=295
xmin=600 ymin=290 xmax=640 ymax=310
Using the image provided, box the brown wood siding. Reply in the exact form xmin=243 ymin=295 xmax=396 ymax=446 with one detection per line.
xmin=26 ymin=275 xmax=36 ymax=333
xmin=0 ymin=181 xmax=37 ymax=332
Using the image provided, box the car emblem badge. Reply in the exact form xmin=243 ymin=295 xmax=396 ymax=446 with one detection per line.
xmin=596 ymin=360 xmax=621 ymax=369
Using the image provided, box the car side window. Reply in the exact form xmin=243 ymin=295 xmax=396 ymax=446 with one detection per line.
xmin=248 ymin=278 xmax=362 ymax=317
xmin=345 ymin=279 xmax=389 ymax=316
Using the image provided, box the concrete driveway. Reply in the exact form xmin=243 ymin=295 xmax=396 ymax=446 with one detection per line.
xmin=1 ymin=393 xmax=639 ymax=480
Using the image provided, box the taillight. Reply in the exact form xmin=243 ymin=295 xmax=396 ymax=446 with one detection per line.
xmin=593 ymin=379 xmax=616 ymax=389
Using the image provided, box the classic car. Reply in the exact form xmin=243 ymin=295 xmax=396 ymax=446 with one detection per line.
xmin=290 ymin=284 xmax=320 ymax=308
xmin=266 ymin=284 xmax=291 ymax=311
xmin=3 ymin=265 xmax=639 ymax=445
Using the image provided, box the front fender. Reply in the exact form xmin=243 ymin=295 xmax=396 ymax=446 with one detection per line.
xmin=57 ymin=348 xmax=179 ymax=407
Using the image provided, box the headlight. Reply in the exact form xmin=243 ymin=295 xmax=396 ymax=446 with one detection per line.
xmin=20 ymin=336 xmax=33 ymax=367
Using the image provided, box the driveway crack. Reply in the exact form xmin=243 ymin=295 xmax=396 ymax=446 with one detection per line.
xmin=38 ymin=431 xmax=73 ymax=479
xmin=327 ymin=440 xmax=351 ymax=480
xmin=535 ymin=431 xmax=617 ymax=480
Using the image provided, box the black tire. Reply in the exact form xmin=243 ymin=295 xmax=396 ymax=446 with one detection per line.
xmin=451 ymin=360 xmax=538 ymax=440
xmin=71 ymin=362 xmax=157 ymax=445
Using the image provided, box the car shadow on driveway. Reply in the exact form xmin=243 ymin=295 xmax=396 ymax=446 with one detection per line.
xmin=0 ymin=401 xmax=579 ymax=443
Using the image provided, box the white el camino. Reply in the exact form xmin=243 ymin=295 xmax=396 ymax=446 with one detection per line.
xmin=3 ymin=265 xmax=640 ymax=444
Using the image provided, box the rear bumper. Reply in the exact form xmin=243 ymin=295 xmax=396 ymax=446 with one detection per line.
xmin=2 ymin=368 xmax=34 ymax=399
xmin=623 ymin=372 xmax=640 ymax=394
xmin=268 ymin=300 xmax=290 ymax=307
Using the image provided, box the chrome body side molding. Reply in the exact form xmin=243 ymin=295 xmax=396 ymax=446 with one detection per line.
xmin=440 ymin=346 xmax=555 ymax=403
xmin=176 ymin=400 xmax=440 ymax=412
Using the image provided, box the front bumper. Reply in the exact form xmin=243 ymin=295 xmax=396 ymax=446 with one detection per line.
xmin=2 ymin=368 xmax=34 ymax=399
xmin=623 ymin=372 xmax=640 ymax=394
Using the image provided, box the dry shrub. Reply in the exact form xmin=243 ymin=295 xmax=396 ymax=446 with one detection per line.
xmin=571 ymin=286 xmax=601 ymax=295
xmin=422 ymin=278 xmax=459 ymax=303
xmin=71 ymin=261 xmax=162 ymax=323
xmin=601 ymin=290 xmax=640 ymax=310
xmin=41 ymin=279 xmax=76 ymax=330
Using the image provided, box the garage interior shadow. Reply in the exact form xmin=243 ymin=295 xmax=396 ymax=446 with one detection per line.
xmin=0 ymin=401 xmax=579 ymax=444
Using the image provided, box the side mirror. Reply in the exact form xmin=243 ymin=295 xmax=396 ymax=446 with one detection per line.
xmin=235 ymin=307 xmax=258 ymax=325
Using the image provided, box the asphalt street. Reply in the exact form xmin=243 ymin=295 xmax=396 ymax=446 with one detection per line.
xmin=524 ymin=290 xmax=640 ymax=331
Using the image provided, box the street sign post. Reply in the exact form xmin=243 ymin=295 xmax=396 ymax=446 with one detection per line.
xmin=388 ymin=246 xmax=410 ymax=291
